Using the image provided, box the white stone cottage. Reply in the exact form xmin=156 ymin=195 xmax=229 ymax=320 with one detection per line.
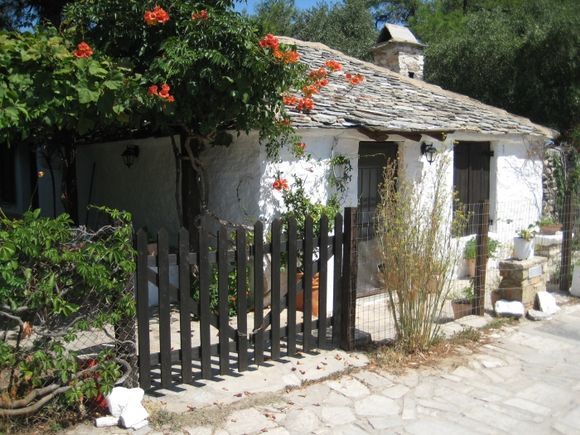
xmin=3 ymin=26 xmax=556 ymax=267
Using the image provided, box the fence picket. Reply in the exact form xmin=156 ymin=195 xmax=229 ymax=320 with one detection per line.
xmin=157 ymin=229 xmax=172 ymax=388
xmin=135 ymin=211 xmax=348 ymax=389
xmin=303 ymin=216 xmax=313 ymax=352
xmin=332 ymin=214 xmax=343 ymax=346
xmin=253 ymin=221 xmax=265 ymax=365
xmin=287 ymin=218 xmax=297 ymax=356
xmin=236 ymin=228 xmax=249 ymax=372
xmin=199 ymin=217 xmax=212 ymax=379
xmin=271 ymin=219 xmax=282 ymax=360
xmin=218 ymin=225 xmax=230 ymax=375
xmin=136 ymin=229 xmax=151 ymax=390
xmin=318 ymin=215 xmax=328 ymax=348
xmin=178 ymin=228 xmax=193 ymax=384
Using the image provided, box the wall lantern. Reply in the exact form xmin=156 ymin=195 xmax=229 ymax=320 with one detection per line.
xmin=420 ymin=142 xmax=436 ymax=164
xmin=121 ymin=144 xmax=140 ymax=168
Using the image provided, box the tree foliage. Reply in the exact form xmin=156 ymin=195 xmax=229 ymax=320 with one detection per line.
xmin=418 ymin=0 xmax=579 ymax=141
xmin=64 ymin=0 xmax=305 ymax=145
xmin=254 ymin=0 xmax=377 ymax=61
xmin=0 ymin=28 xmax=138 ymax=147
xmin=0 ymin=207 xmax=135 ymax=418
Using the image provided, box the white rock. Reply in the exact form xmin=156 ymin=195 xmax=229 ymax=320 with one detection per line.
xmin=535 ymin=291 xmax=560 ymax=315
xmin=131 ymin=419 xmax=149 ymax=430
xmin=527 ymin=309 xmax=552 ymax=321
xmin=94 ymin=416 xmax=119 ymax=428
xmin=494 ymin=300 xmax=524 ymax=318
xmin=119 ymin=402 xmax=149 ymax=429
xmin=106 ymin=387 xmax=145 ymax=418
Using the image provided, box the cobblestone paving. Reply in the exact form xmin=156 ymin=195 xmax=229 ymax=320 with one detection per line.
xmin=69 ymin=303 xmax=580 ymax=435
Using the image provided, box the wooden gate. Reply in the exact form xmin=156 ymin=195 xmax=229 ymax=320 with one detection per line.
xmin=135 ymin=211 xmax=355 ymax=390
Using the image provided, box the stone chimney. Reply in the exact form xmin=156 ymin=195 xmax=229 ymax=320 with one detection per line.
xmin=372 ymin=23 xmax=425 ymax=80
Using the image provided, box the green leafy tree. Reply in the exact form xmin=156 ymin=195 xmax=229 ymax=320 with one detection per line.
xmin=292 ymin=0 xmax=377 ymax=60
xmin=0 ymin=208 xmax=135 ymax=418
xmin=252 ymin=0 xmax=298 ymax=35
xmin=63 ymin=0 xmax=306 ymax=232
xmin=419 ymin=0 xmax=579 ymax=143
xmin=0 ymin=28 xmax=139 ymax=221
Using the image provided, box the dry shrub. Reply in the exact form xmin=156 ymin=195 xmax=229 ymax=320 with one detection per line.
xmin=376 ymin=157 xmax=464 ymax=352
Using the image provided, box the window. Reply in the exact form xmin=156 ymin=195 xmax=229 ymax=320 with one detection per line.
xmin=453 ymin=142 xmax=491 ymax=234
xmin=0 ymin=146 xmax=16 ymax=205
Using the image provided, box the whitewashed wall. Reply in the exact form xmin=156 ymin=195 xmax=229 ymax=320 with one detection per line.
xmin=202 ymin=129 xmax=360 ymax=226
xmin=74 ymin=131 xmax=544 ymax=249
xmin=76 ymin=136 xmax=180 ymax=241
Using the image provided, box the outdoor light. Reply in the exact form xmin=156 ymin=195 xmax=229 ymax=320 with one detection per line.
xmin=420 ymin=142 xmax=436 ymax=164
xmin=121 ymin=144 xmax=140 ymax=168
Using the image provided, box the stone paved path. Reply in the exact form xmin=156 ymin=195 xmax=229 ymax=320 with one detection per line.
xmin=69 ymin=303 xmax=580 ymax=435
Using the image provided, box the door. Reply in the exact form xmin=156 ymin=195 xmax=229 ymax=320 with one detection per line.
xmin=453 ymin=141 xmax=491 ymax=235
xmin=357 ymin=141 xmax=398 ymax=239
xmin=356 ymin=141 xmax=398 ymax=297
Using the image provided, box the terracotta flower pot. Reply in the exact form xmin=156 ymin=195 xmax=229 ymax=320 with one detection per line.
xmin=296 ymin=272 xmax=319 ymax=317
xmin=451 ymin=299 xmax=472 ymax=319
xmin=539 ymin=224 xmax=562 ymax=235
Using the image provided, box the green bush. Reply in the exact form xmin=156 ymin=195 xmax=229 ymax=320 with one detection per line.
xmin=0 ymin=208 xmax=135 ymax=419
xmin=463 ymin=237 xmax=501 ymax=260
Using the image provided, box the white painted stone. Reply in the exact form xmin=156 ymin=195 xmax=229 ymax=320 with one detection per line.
xmin=281 ymin=374 xmax=301 ymax=388
xmin=354 ymin=395 xmax=400 ymax=416
xmin=94 ymin=416 xmax=119 ymax=428
xmin=261 ymin=428 xmax=289 ymax=435
xmin=283 ymin=409 xmax=320 ymax=433
xmin=382 ymin=384 xmax=410 ymax=399
xmin=368 ymin=416 xmax=403 ymax=430
xmin=106 ymin=387 xmax=145 ymax=418
xmin=224 ymin=409 xmax=277 ymax=435
xmin=404 ymin=418 xmax=475 ymax=435
xmin=402 ymin=397 xmax=417 ymax=420
xmin=504 ymin=398 xmax=552 ymax=416
xmin=183 ymin=427 xmax=213 ymax=435
xmin=320 ymin=406 xmax=356 ymax=425
xmin=535 ymin=291 xmax=560 ymax=315
xmin=495 ymin=300 xmax=525 ymax=318
xmin=352 ymin=370 xmax=393 ymax=390
xmin=119 ymin=403 xmax=149 ymax=429
xmin=326 ymin=377 xmax=370 ymax=398
xmin=527 ymin=309 xmax=552 ymax=321
xmin=451 ymin=366 xmax=478 ymax=379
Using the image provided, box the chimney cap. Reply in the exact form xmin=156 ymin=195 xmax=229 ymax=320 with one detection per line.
xmin=377 ymin=23 xmax=424 ymax=47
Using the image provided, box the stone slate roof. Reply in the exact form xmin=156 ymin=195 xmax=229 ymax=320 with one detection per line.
xmin=281 ymin=37 xmax=556 ymax=138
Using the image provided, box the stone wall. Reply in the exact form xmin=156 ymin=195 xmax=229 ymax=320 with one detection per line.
xmin=372 ymin=43 xmax=424 ymax=80
xmin=495 ymin=256 xmax=548 ymax=307
xmin=543 ymin=148 xmax=560 ymax=218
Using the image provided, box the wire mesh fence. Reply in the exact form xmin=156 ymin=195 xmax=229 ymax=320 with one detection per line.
xmin=0 ymin=212 xmax=137 ymax=430
xmin=353 ymin=196 xmax=579 ymax=345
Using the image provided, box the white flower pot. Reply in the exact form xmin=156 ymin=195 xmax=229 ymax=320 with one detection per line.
xmin=513 ymin=237 xmax=534 ymax=260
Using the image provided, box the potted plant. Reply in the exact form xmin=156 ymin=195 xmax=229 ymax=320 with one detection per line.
xmin=537 ymin=215 xmax=562 ymax=235
xmin=513 ymin=224 xmax=537 ymax=260
xmin=463 ymin=237 xmax=501 ymax=277
xmin=451 ymin=284 xmax=474 ymax=319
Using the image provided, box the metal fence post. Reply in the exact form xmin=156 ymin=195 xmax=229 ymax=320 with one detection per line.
xmin=474 ymin=201 xmax=489 ymax=315
xmin=560 ymin=189 xmax=574 ymax=292
xmin=340 ymin=208 xmax=357 ymax=351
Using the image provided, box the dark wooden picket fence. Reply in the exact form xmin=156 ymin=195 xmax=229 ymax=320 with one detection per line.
xmin=135 ymin=209 xmax=357 ymax=390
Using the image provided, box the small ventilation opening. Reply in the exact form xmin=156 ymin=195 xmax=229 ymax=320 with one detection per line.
xmin=408 ymin=72 xmax=415 ymax=78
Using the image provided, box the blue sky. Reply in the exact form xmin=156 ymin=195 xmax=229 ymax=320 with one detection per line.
xmin=235 ymin=0 xmax=339 ymax=15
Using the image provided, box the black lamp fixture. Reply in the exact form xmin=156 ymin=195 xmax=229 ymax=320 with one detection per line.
xmin=121 ymin=144 xmax=140 ymax=168
xmin=420 ymin=142 xmax=436 ymax=164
